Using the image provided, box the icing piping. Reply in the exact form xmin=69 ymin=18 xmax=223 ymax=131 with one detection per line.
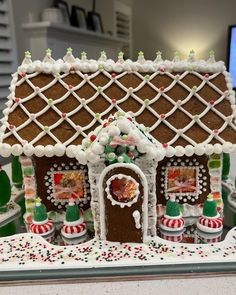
xmin=132 ymin=210 xmax=141 ymax=229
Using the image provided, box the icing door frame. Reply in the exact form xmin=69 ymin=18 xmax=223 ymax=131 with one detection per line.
xmin=98 ymin=163 xmax=148 ymax=242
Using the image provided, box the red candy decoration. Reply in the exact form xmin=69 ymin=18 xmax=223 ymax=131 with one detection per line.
xmin=103 ymin=122 xmax=108 ymax=128
xmin=213 ymin=129 xmax=219 ymax=134
xmin=159 ymin=86 xmax=165 ymax=92
xmin=163 ymin=143 xmax=168 ymax=148
xmin=127 ymin=117 xmax=132 ymax=122
xmin=205 ymin=73 xmax=209 ymax=78
xmin=160 ymin=113 xmax=165 ymax=119
xmin=112 ymin=99 xmax=116 ymax=104
xmin=20 ymin=72 xmax=26 ymax=77
xmin=68 ymin=84 xmax=73 ymax=89
xmin=90 ymin=134 xmax=97 ymax=141
xmin=160 ymin=67 xmax=165 ymax=72
xmin=111 ymin=73 xmax=116 ymax=78
xmin=62 ymin=113 xmax=67 ymax=118
xmin=15 ymin=97 xmax=21 ymax=103
xmin=108 ymin=118 xmax=113 ymax=122
xmin=9 ymin=124 xmax=15 ymax=130
xmin=210 ymin=100 xmax=215 ymax=105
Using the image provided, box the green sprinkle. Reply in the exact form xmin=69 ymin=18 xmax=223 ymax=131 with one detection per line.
xmin=97 ymin=86 xmax=102 ymax=92
xmin=67 ymin=47 xmax=73 ymax=54
xmin=48 ymin=98 xmax=53 ymax=105
xmin=138 ymin=51 xmax=144 ymax=57
xmin=25 ymin=50 xmax=31 ymax=57
xmin=95 ymin=113 xmax=100 ymax=119
xmin=44 ymin=126 xmax=49 ymax=132
xmin=145 ymin=75 xmax=150 ymax=80
xmin=192 ymin=86 xmax=197 ymax=91
xmin=46 ymin=48 xmax=52 ymax=55
xmin=144 ymin=99 xmax=150 ymax=105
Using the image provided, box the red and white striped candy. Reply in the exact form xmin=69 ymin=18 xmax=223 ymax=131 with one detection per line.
xmin=61 ymin=221 xmax=87 ymax=238
xmin=159 ymin=215 xmax=185 ymax=231
xmin=29 ymin=220 xmax=54 ymax=236
xmin=197 ymin=216 xmax=223 ymax=233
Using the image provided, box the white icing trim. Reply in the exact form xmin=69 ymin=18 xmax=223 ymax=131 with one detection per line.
xmin=163 ymin=214 xmax=182 ymax=220
xmin=98 ymin=163 xmax=148 ymax=242
xmin=105 ymin=174 xmax=140 ymax=208
xmin=63 ymin=217 xmax=84 ymax=226
xmin=132 ymin=210 xmax=141 ymax=229
xmin=32 ymin=218 xmax=49 ymax=225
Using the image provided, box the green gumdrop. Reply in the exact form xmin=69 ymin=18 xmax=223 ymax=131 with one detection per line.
xmin=222 ymin=153 xmax=230 ymax=181
xmin=203 ymin=199 xmax=217 ymax=217
xmin=104 ymin=145 xmax=115 ymax=154
xmin=23 ymin=166 xmax=34 ymax=176
xmin=0 ymin=169 xmax=11 ymax=208
xmin=166 ymin=199 xmax=180 ymax=217
xmin=66 ymin=204 xmax=80 ymax=222
xmin=11 ymin=156 xmax=23 ymax=188
xmin=33 ymin=203 xmax=48 ymax=222
xmin=208 ymin=160 xmax=221 ymax=169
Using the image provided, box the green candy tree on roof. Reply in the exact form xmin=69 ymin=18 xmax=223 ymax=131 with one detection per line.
xmin=0 ymin=165 xmax=11 ymax=213
xmin=11 ymin=156 xmax=23 ymax=189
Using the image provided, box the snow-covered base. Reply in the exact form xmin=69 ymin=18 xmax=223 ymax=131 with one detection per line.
xmin=1 ymin=228 xmax=236 ymax=271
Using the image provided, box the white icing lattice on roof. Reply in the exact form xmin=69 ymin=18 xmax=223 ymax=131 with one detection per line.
xmin=0 ymin=50 xmax=236 ymax=158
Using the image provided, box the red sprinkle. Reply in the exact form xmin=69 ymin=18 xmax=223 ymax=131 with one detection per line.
xmin=160 ymin=113 xmax=165 ymax=119
xmin=108 ymin=118 xmax=113 ymax=122
xmin=9 ymin=124 xmax=15 ymax=130
xmin=159 ymin=86 xmax=165 ymax=92
xmin=15 ymin=97 xmax=21 ymax=103
xmin=112 ymin=99 xmax=116 ymax=104
xmin=213 ymin=129 xmax=219 ymax=134
xmin=127 ymin=117 xmax=132 ymax=121
xmin=210 ymin=100 xmax=215 ymax=105
xmin=20 ymin=72 xmax=26 ymax=77
xmin=163 ymin=143 xmax=168 ymax=148
xmin=111 ymin=73 xmax=116 ymax=78
xmin=160 ymin=67 xmax=165 ymax=72
xmin=90 ymin=134 xmax=97 ymax=141
xmin=68 ymin=84 xmax=73 ymax=89
xmin=62 ymin=113 xmax=67 ymax=118
xmin=205 ymin=73 xmax=209 ymax=78
xmin=103 ymin=122 xmax=108 ymax=128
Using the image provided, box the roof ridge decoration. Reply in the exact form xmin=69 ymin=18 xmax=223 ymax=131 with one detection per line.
xmin=0 ymin=49 xmax=236 ymax=159
xmin=17 ymin=49 xmax=226 ymax=74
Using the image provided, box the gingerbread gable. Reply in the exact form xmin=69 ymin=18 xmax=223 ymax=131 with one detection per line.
xmin=1 ymin=50 xmax=236 ymax=158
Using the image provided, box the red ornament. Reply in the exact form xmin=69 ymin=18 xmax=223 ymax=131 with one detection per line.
xmin=90 ymin=134 xmax=97 ymax=141
xmin=159 ymin=86 xmax=165 ymax=92
xmin=108 ymin=118 xmax=113 ymax=122
xmin=160 ymin=67 xmax=165 ymax=72
xmin=160 ymin=114 xmax=165 ymax=119
xmin=127 ymin=117 xmax=132 ymax=122
xmin=15 ymin=97 xmax=21 ymax=103
xmin=210 ymin=100 xmax=215 ymax=105
xmin=213 ymin=129 xmax=219 ymax=134
xmin=68 ymin=84 xmax=73 ymax=89
xmin=204 ymin=73 xmax=209 ymax=78
xmin=111 ymin=73 xmax=117 ymax=78
xmin=103 ymin=122 xmax=108 ymax=128
xmin=62 ymin=113 xmax=67 ymax=118
xmin=9 ymin=124 xmax=15 ymax=130
xmin=112 ymin=99 xmax=116 ymax=104
xmin=163 ymin=143 xmax=168 ymax=148
xmin=20 ymin=72 xmax=26 ymax=77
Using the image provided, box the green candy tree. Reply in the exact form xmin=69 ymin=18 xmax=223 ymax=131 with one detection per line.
xmin=166 ymin=194 xmax=181 ymax=217
xmin=33 ymin=197 xmax=48 ymax=222
xmin=66 ymin=199 xmax=80 ymax=222
xmin=0 ymin=165 xmax=11 ymax=213
xmin=203 ymin=194 xmax=218 ymax=217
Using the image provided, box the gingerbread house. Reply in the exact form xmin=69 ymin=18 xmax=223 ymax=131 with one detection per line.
xmin=1 ymin=49 xmax=236 ymax=234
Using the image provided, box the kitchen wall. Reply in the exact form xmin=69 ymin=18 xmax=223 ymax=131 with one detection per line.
xmin=133 ymin=0 xmax=236 ymax=62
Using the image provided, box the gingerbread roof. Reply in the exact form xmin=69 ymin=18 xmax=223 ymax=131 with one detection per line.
xmin=0 ymin=49 xmax=236 ymax=158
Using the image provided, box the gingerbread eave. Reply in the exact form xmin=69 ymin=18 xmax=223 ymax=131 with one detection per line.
xmin=1 ymin=50 xmax=236 ymax=159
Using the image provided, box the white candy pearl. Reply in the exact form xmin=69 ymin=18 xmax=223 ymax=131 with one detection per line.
xmin=175 ymin=146 xmax=185 ymax=157
xmin=185 ymin=145 xmax=194 ymax=157
xmin=12 ymin=144 xmax=23 ymax=156
xmin=107 ymin=125 xmax=120 ymax=137
xmin=34 ymin=145 xmax=45 ymax=157
xmin=23 ymin=144 xmax=34 ymax=156
xmin=54 ymin=143 xmax=66 ymax=157
xmin=76 ymin=150 xmax=87 ymax=165
xmin=165 ymin=146 xmax=175 ymax=158
xmin=223 ymin=142 xmax=233 ymax=153
xmin=214 ymin=143 xmax=223 ymax=154
xmin=0 ymin=143 xmax=11 ymax=157
xmin=91 ymin=142 xmax=104 ymax=155
xmin=194 ymin=144 xmax=205 ymax=156
xmin=45 ymin=145 xmax=55 ymax=157
xmin=98 ymin=134 xmax=109 ymax=145
xmin=117 ymin=118 xmax=131 ymax=134
xmin=66 ymin=145 xmax=77 ymax=158
xmin=205 ymin=144 xmax=214 ymax=155
xmin=118 ymin=156 xmax=124 ymax=163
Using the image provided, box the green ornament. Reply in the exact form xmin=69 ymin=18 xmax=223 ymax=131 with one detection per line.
xmin=203 ymin=194 xmax=218 ymax=217
xmin=0 ymin=167 xmax=11 ymax=213
xmin=66 ymin=201 xmax=80 ymax=222
xmin=11 ymin=156 xmax=23 ymax=189
xmin=33 ymin=198 xmax=48 ymax=222
xmin=23 ymin=166 xmax=34 ymax=176
xmin=166 ymin=196 xmax=181 ymax=217
xmin=222 ymin=153 xmax=230 ymax=181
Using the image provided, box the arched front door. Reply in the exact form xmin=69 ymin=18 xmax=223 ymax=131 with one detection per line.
xmin=99 ymin=163 xmax=148 ymax=243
